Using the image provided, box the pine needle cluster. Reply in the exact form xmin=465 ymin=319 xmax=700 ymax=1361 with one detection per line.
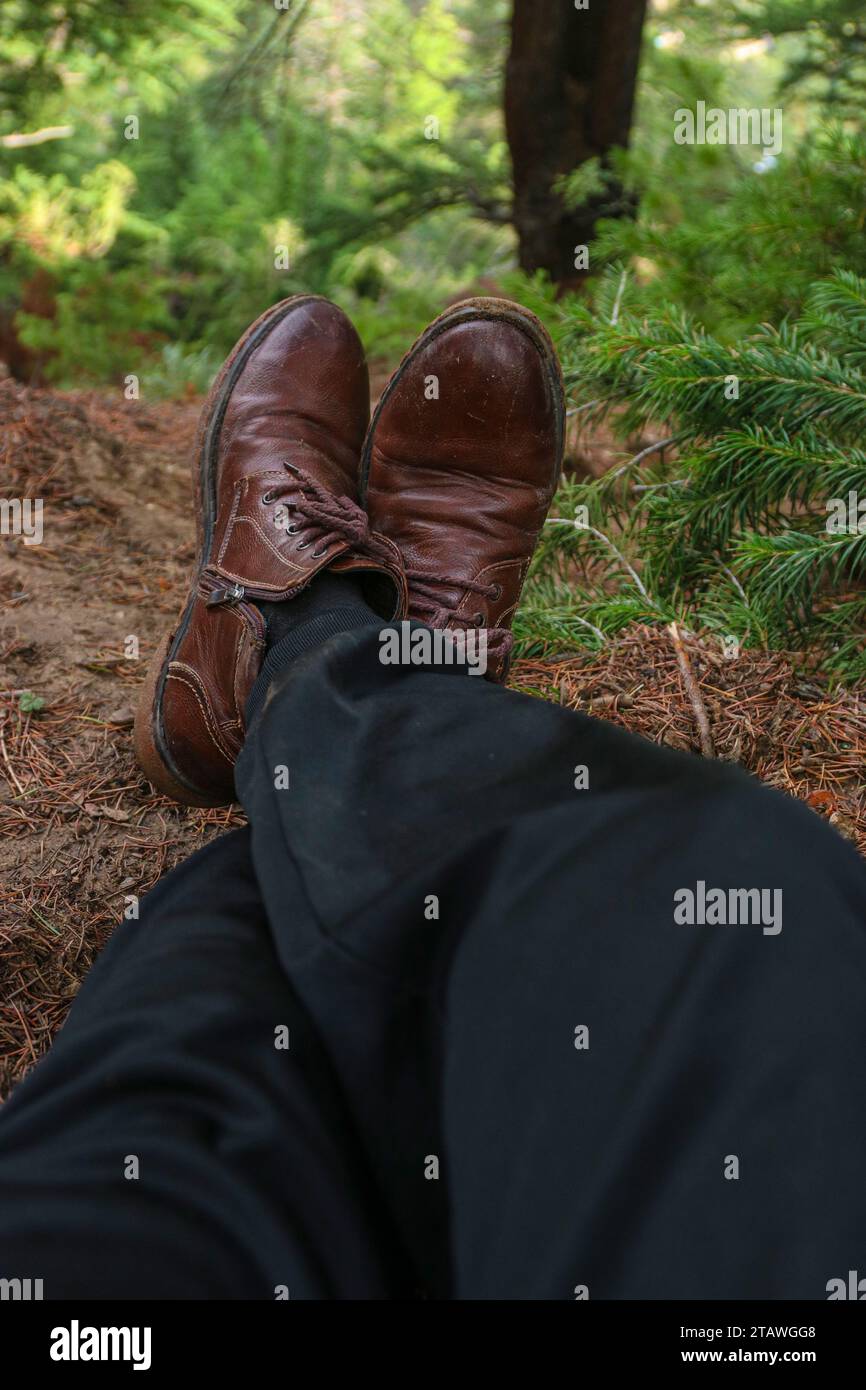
xmin=518 ymin=268 xmax=866 ymax=681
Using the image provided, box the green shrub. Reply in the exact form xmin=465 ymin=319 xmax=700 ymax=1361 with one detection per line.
xmin=521 ymin=268 xmax=866 ymax=681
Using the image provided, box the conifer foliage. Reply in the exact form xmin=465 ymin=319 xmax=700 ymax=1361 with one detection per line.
xmin=520 ymin=268 xmax=866 ymax=681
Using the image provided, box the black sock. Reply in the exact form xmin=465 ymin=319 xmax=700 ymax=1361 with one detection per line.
xmin=246 ymin=571 xmax=385 ymax=726
xmin=256 ymin=571 xmax=379 ymax=649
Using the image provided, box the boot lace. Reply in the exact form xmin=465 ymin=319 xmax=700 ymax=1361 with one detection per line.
xmin=263 ymin=460 xmax=393 ymax=568
xmin=407 ymin=570 xmax=502 ymax=626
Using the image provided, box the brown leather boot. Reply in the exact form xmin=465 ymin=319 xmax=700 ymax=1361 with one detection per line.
xmin=135 ymin=295 xmax=406 ymax=806
xmin=360 ymin=297 xmax=564 ymax=682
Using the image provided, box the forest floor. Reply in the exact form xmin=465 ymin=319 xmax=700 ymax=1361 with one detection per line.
xmin=2 ymin=376 xmax=865 ymax=1095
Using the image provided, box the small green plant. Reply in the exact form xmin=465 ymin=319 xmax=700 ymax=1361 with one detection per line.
xmin=18 ymin=691 xmax=46 ymax=714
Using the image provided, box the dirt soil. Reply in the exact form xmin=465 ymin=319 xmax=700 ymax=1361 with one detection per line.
xmin=2 ymin=378 xmax=865 ymax=1096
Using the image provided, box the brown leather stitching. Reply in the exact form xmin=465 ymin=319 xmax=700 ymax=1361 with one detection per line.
xmin=167 ymin=665 xmax=236 ymax=766
xmin=216 ymin=481 xmax=244 ymax=567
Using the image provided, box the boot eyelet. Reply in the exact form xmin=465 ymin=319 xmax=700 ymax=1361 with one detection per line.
xmin=311 ymin=546 xmax=327 ymax=558
xmin=286 ymin=523 xmax=299 ymax=534
xmin=262 ymin=491 xmax=276 ymax=505
xmin=472 ymin=611 xmax=484 ymax=626
xmin=490 ymin=583 xmax=502 ymax=600
xmin=296 ymin=540 xmax=311 ymax=551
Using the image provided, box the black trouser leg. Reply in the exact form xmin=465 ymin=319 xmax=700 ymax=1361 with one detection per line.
xmin=237 ymin=626 xmax=866 ymax=1299
xmin=0 ymin=827 xmax=408 ymax=1298
xmin=2 ymin=623 xmax=866 ymax=1299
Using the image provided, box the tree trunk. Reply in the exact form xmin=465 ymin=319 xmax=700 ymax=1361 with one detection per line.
xmin=505 ymin=0 xmax=648 ymax=289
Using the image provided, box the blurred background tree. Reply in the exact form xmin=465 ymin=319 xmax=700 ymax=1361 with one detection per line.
xmin=3 ymin=0 xmax=863 ymax=379
xmin=1 ymin=0 xmax=517 ymax=378
xmin=506 ymin=0 xmax=647 ymax=287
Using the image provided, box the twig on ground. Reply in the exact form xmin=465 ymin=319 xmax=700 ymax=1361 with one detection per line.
xmin=667 ymin=622 xmax=716 ymax=757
